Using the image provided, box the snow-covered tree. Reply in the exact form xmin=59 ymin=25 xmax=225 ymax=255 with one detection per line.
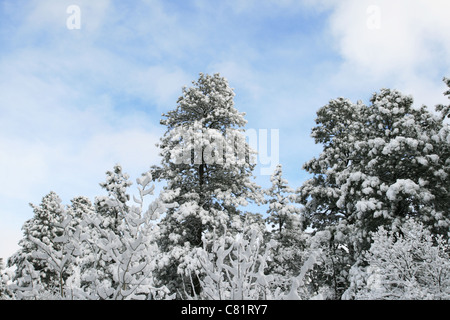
xmin=150 ymin=73 xmax=263 ymax=297
xmin=95 ymin=164 xmax=133 ymax=233
xmin=80 ymin=168 xmax=172 ymax=300
xmin=265 ymin=164 xmax=301 ymax=238
xmin=296 ymin=85 xmax=450 ymax=299
xmin=7 ymin=193 xmax=91 ymax=299
xmin=344 ymin=218 xmax=450 ymax=300
xmin=297 ymin=87 xmax=450 ymax=255
xmin=263 ymin=164 xmax=307 ymax=286
xmin=0 ymin=258 xmax=12 ymax=299
xmin=186 ymin=226 xmax=276 ymax=300
xmin=185 ymin=222 xmax=322 ymax=300
xmin=305 ymin=223 xmax=354 ymax=299
xmin=436 ymin=77 xmax=450 ymax=120
xmin=68 ymin=196 xmax=95 ymax=229
xmin=26 ymin=210 xmax=83 ymax=299
xmin=66 ymin=196 xmax=97 ymax=294
xmin=87 ymin=164 xmax=134 ymax=297
xmin=8 ymin=191 xmax=67 ymax=297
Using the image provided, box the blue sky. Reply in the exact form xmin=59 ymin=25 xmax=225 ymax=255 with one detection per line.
xmin=1 ymin=0 xmax=449 ymax=260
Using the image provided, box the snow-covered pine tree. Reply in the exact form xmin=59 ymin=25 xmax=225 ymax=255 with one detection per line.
xmin=264 ymin=164 xmax=307 ymax=283
xmin=0 ymin=258 xmax=12 ymax=299
xmin=68 ymin=196 xmax=95 ymax=229
xmin=83 ymin=164 xmax=134 ymax=298
xmin=150 ymin=72 xmax=263 ymax=297
xmin=95 ymin=164 xmax=133 ymax=233
xmin=298 ymin=86 xmax=450 ymax=252
xmin=297 ymin=84 xmax=450 ymax=298
xmin=265 ymin=164 xmax=302 ymax=239
xmin=436 ymin=77 xmax=450 ymax=120
xmin=66 ymin=196 xmax=96 ymax=297
xmin=26 ymin=207 xmax=83 ymax=299
xmin=7 ymin=191 xmax=67 ymax=297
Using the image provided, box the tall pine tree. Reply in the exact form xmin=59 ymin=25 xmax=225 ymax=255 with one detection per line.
xmin=151 ymin=73 xmax=263 ymax=297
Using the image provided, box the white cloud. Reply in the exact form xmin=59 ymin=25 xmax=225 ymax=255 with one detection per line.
xmin=329 ymin=1 xmax=450 ymax=75
xmin=309 ymin=0 xmax=450 ymax=108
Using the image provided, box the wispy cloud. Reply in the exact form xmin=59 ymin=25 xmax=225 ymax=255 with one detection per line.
xmin=324 ymin=0 xmax=450 ymax=106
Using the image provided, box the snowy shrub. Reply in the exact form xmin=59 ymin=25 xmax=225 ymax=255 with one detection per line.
xmin=183 ymin=225 xmax=322 ymax=300
xmin=193 ymin=227 xmax=277 ymax=300
xmin=344 ymin=218 xmax=450 ymax=300
xmin=79 ymin=169 xmax=173 ymax=300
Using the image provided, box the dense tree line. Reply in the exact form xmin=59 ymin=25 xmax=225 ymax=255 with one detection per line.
xmin=1 ymin=74 xmax=449 ymax=300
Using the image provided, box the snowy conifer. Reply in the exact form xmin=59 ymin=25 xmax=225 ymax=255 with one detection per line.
xmin=62 ymin=196 xmax=96 ymax=298
xmin=26 ymin=209 xmax=83 ymax=299
xmin=298 ymin=87 xmax=450 ymax=253
xmin=265 ymin=164 xmax=302 ymax=239
xmin=264 ymin=164 xmax=306 ymax=283
xmin=0 ymin=258 xmax=12 ymax=299
xmin=8 ymin=191 xmax=67 ymax=297
xmin=86 ymin=164 xmax=134 ymax=297
xmin=95 ymin=164 xmax=133 ymax=233
xmin=297 ymin=86 xmax=450 ymax=298
xmin=151 ymin=73 xmax=263 ymax=297
xmin=436 ymin=77 xmax=450 ymax=120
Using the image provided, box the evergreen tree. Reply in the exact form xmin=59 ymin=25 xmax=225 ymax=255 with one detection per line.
xmin=265 ymin=164 xmax=301 ymax=239
xmin=85 ymin=164 xmax=134 ymax=298
xmin=8 ymin=191 xmax=66 ymax=297
xmin=68 ymin=196 xmax=95 ymax=229
xmin=298 ymin=86 xmax=450 ymax=253
xmin=95 ymin=164 xmax=133 ymax=233
xmin=436 ymin=77 xmax=450 ymax=119
xmin=26 ymin=207 xmax=83 ymax=299
xmin=264 ymin=164 xmax=306 ymax=283
xmin=0 ymin=258 xmax=12 ymax=299
xmin=297 ymin=83 xmax=450 ymax=298
xmin=151 ymin=72 xmax=263 ymax=297
xmin=66 ymin=196 xmax=96 ymax=296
